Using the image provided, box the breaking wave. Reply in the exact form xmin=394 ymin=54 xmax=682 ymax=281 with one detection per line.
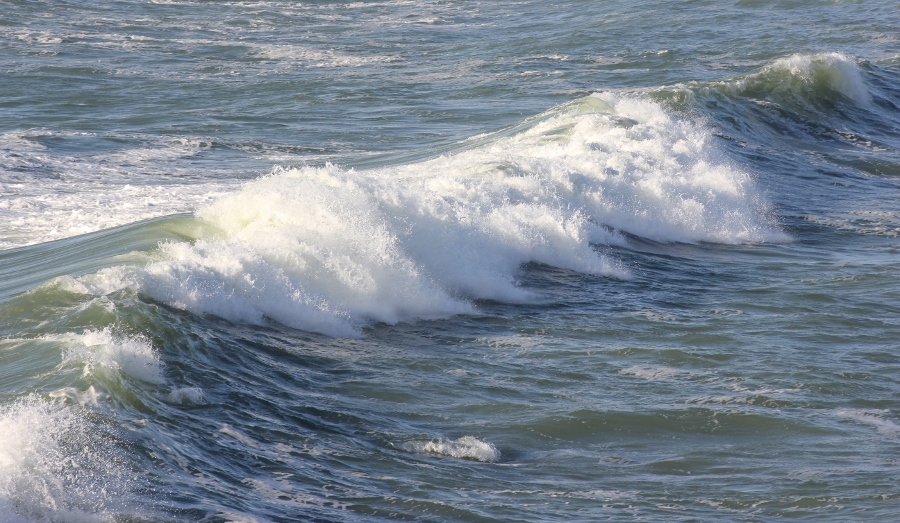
xmin=71 ymin=93 xmax=783 ymax=336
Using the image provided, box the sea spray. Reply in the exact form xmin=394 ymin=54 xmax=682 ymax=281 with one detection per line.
xmin=0 ymin=396 xmax=130 ymax=522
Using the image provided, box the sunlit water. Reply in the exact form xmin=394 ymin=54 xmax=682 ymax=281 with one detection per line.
xmin=1 ymin=1 xmax=899 ymax=521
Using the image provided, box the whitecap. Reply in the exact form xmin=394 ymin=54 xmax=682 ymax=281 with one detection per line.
xmin=619 ymin=365 xmax=691 ymax=382
xmin=164 ymin=387 xmax=206 ymax=405
xmin=401 ymin=436 xmax=500 ymax=462
xmin=763 ymin=53 xmax=871 ymax=106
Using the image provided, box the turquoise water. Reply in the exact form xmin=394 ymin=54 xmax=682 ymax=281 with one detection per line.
xmin=1 ymin=1 xmax=899 ymax=521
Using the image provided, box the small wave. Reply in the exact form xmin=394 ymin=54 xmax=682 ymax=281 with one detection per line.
xmin=804 ymin=209 xmax=900 ymax=238
xmin=834 ymin=409 xmax=900 ymax=438
xmin=401 ymin=436 xmax=499 ymax=462
xmin=57 ymin=328 xmax=165 ymax=385
xmin=716 ymin=52 xmax=872 ymax=107
xmin=164 ymin=387 xmax=206 ymax=405
xmin=94 ymin=137 xmax=211 ymax=165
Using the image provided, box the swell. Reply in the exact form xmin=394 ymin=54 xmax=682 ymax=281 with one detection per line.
xmin=1 ymin=52 xmax=898 ymax=523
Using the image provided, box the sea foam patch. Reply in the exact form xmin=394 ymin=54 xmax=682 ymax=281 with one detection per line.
xmin=834 ymin=409 xmax=900 ymax=438
xmin=619 ymin=365 xmax=696 ymax=382
xmin=0 ymin=130 xmax=238 ymax=250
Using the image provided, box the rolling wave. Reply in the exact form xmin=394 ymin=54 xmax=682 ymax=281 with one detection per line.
xmin=62 ymin=93 xmax=784 ymax=336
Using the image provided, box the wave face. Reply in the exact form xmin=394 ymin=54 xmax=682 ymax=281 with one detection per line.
xmin=72 ymin=94 xmax=783 ymax=336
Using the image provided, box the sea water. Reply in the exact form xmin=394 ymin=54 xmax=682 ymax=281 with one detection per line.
xmin=1 ymin=1 xmax=899 ymax=521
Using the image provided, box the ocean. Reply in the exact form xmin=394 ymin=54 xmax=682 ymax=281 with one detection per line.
xmin=1 ymin=1 xmax=899 ymax=521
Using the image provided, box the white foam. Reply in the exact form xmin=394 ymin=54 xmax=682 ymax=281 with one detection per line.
xmin=0 ymin=396 xmax=126 ymax=522
xmin=13 ymin=30 xmax=63 ymax=46
xmin=834 ymin=409 xmax=900 ymax=438
xmin=58 ymin=328 xmax=165 ymax=385
xmin=0 ymin=182 xmax=233 ymax=250
xmin=251 ymin=43 xmax=386 ymax=67
xmin=402 ymin=436 xmax=500 ymax=462
xmin=619 ymin=365 xmax=692 ymax=382
xmin=47 ymin=386 xmax=103 ymax=407
xmin=164 ymin=387 xmax=206 ymax=405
